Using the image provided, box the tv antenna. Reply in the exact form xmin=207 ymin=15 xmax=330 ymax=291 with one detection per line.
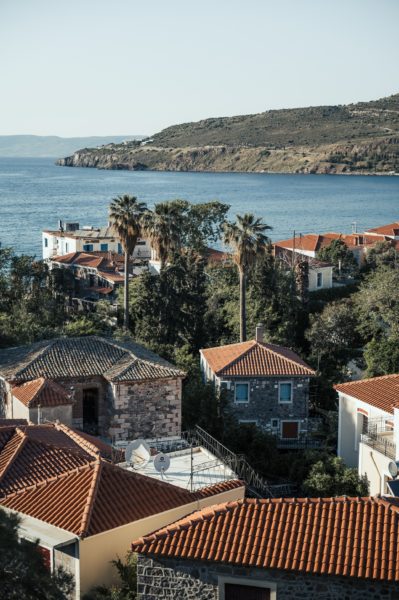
xmin=125 ymin=439 xmax=151 ymax=470
xmin=153 ymin=452 xmax=171 ymax=479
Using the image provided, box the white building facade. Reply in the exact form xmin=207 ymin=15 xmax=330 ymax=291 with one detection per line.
xmin=336 ymin=375 xmax=399 ymax=496
xmin=42 ymin=222 xmax=151 ymax=261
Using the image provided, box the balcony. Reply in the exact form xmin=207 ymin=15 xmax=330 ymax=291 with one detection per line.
xmin=360 ymin=418 xmax=396 ymax=460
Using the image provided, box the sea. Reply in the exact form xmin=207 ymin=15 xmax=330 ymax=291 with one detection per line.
xmin=0 ymin=157 xmax=398 ymax=257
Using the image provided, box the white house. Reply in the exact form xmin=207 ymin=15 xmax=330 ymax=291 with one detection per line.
xmin=42 ymin=222 xmax=151 ymax=261
xmin=335 ymin=374 xmax=399 ymax=495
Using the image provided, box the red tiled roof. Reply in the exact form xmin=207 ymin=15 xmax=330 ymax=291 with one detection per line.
xmin=132 ymin=496 xmax=399 ymax=583
xmin=334 ymin=374 xmax=399 ymax=414
xmin=201 ymin=340 xmax=315 ymax=377
xmin=98 ymin=271 xmax=125 ymax=283
xmin=274 ymin=234 xmax=322 ymax=253
xmin=52 ymin=252 xmax=107 ymax=269
xmin=12 ymin=378 xmax=71 ymax=408
xmin=0 ymin=423 xmax=242 ymax=538
xmin=366 ymin=222 xmax=399 ymax=237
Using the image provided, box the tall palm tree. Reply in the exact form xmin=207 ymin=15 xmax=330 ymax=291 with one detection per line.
xmin=109 ymin=194 xmax=147 ymax=330
xmin=141 ymin=202 xmax=183 ymax=270
xmin=224 ymin=213 xmax=272 ymax=342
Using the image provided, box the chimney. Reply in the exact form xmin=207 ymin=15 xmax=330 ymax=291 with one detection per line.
xmin=255 ymin=323 xmax=264 ymax=343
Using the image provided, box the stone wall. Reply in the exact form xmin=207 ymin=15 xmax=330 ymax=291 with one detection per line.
xmin=137 ymin=556 xmax=399 ymax=600
xmin=109 ymin=377 xmax=182 ymax=441
xmin=223 ymin=377 xmax=310 ymax=434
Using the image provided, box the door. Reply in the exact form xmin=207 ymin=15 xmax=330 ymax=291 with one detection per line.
xmin=281 ymin=421 xmax=299 ymax=439
xmin=82 ymin=388 xmax=99 ymax=435
xmin=225 ymin=583 xmax=270 ymax=600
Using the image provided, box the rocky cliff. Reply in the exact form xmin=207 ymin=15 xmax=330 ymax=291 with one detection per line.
xmin=57 ymin=94 xmax=399 ymax=174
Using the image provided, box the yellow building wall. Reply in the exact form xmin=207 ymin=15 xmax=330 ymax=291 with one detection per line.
xmin=78 ymin=485 xmax=244 ymax=596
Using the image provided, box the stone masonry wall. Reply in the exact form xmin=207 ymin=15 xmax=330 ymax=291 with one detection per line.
xmin=56 ymin=376 xmax=110 ymax=436
xmin=109 ymin=377 xmax=182 ymax=441
xmin=137 ymin=556 xmax=399 ymax=600
xmin=223 ymin=377 xmax=310 ymax=433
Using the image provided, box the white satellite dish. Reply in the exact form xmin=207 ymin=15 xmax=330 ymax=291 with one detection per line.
xmin=125 ymin=439 xmax=151 ymax=470
xmin=388 ymin=461 xmax=398 ymax=479
xmin=153 ymin=452 xmax=171 ymax=474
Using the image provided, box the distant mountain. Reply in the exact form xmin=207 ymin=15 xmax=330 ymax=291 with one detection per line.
xmin=57 ymin=93 xmax=399 ymax=175
xmin=0 ymin=135 xmax=145 ymax=158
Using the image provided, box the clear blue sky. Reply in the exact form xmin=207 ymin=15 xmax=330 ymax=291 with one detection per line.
xmin=1 ymin=0 xmax=398 ymax=137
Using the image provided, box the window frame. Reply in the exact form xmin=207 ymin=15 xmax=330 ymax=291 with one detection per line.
xmin=234 ymin=382 xmax=250 ymax=404
xmin=218 ymin=576 xmax=276 ymax=600
xmin=278 ymin=381 xmax=293 ymax=404
xmin=100 ymin=243 xmax=108 ymax=252
xmin=317 ymin=271 xmax=323 ymax=288
xmin=83 ymin=243 xmax=94 ymax=252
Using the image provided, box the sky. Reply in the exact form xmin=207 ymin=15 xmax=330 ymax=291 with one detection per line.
xmin=1 ymin=0 xmax=398 ymax=137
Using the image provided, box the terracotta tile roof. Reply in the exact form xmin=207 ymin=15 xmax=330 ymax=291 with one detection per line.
xmin=201 ymin=340 xmax=315 ymax=377
xmin=12 ymin=378 xmax=71 ymax=408
xmin=274 ymin=232 xmax=385 ymax=255
xmin=274 ymin=234 xmax=322 ymax=253
xmin=0 ymin=456 xmax=237 ymax=538
xmin=97 ymin=271 xmax=125 ymax=283
xmin=334 ymin=374 xmax=399 ymax=414
xmin=0 ymin=426 xmax=97 ymax=495
xmin=0 ymin=423 xmax=239 ymax=538
xmin=0 ymin=336 xmax=184 ymax=383
xmin=366 ymin=222 xmax=399 ymax=237
xmin=86 ymin=286 xmax=114 ymax=295
xmin=132 ymin=496 xmax=399 ymax=583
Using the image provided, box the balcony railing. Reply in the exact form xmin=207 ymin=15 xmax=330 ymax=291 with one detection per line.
xmin=360 ymin=432 xmax=396 ymax=460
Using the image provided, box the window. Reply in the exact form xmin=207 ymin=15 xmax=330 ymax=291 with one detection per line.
xmin=271 ymin=418 xmax=279 ymax=428
xmin=65 ymin=243 xmax=69 ymax=253
xmin=44 ymin=238 xmax=48 ymax=247
xmin=136 ymin=240 xmax=146 ymax=245
xmin=317 ymin=272 xmax=323 ymax=288
xmin=219 ymin=577 xmax=276 ymax=600
xmin=235 ymin=383 xmax=249 ymax=403
xmin=100 ymin=243 xmax=108 ymax=252
xmin=117 ymin=243 xmax=122 ymax=254
xmin=281 ymin=421 xmax=299 ymax=439
xmin=239 ymin=419 xmax=257 ymax=426
xmin=278 ymin=382 xmax=292 ymax=403
xmin=83 ymin=244 xmax=94 ymax=252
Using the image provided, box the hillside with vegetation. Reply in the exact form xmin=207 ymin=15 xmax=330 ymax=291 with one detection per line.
xmin=57 ymin=93 xmax=399 ymax=174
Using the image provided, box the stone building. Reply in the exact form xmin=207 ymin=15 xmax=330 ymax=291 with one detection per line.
xmin=133 ymin=496 xmax=399 ymax=600
xmin=200 ymin=327 xmax=316 ymax=443
xmin=0 ymin=336 xmax=184 ymax=441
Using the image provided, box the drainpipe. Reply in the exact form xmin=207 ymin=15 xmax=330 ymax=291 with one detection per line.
xmin=369 ymin=451 xmax=382 ymax=495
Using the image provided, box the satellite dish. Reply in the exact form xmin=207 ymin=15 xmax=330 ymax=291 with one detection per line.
xmin=388 ymin=461 xmax=398 ymax=479
xmin=153 ymin=452 xmax=171 ymax=474
xmin=125 ymin=439 xmax=151 ymax=470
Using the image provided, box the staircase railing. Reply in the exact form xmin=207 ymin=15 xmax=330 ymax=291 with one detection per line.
xmin=184 ymin=425 xmax=296 ymax=499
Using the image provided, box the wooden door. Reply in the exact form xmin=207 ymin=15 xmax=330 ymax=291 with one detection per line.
xmin=225 ymin=583 xmax=270 ymax=600
xmin=281 ymin=421 xmax=299 ymax=439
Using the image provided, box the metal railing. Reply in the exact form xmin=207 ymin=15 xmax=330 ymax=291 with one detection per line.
xmin=360 ymin=433 xmax=396 ymax=460
xmin=184 ymin=426 xmax=297 ymax=499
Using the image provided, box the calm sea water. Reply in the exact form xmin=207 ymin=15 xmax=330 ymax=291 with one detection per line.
xmin=0 ymin=157 xmax=398 ymax=257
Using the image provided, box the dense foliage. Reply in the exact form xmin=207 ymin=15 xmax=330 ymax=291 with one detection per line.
xmin=0 ymin=509 xmax=74 ymax=600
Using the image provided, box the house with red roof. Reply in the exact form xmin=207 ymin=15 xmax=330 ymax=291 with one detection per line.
xmin=0 ymin=336 xmax=185 ymax=441
xmin=335 ymin=374 xmax=399 ymax=495
xmin=365 ymin=221 xmax=399 ymax=240
xmin=132 ymin=495 xmax=399 ymax=599
xmin=0 ymin=422 xmax=244 ymax=598
xmin=200 ymin=326 xmax=316 ymax=444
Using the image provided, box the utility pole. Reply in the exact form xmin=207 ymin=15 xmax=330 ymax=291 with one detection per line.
xmin=292 ymin=230 xmax=296 ymax=270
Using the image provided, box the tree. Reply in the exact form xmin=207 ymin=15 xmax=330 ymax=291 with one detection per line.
xmin=317 ymin=239 xmax=358 ymax=279
xmin=109 ymin=195 xmax=147 ymax=330
xmin=223 ymin=214 xmax=272 ymax=342
xmin=141 ymin=202 xmax=183 ymax=269
xmin=0 ymin=508 xmax=74 ymax=599
xmin=302 ymin=456 xmax=368 ymax=497
xmin=364 ymin=240 xmax=398 ymax=272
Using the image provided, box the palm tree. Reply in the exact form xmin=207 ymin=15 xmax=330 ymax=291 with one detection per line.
xmin=141 ymin=202 xmax=183 ymax=270
xmin=224 ymin=213 xmax=272 ymax=342
xmin=109 ymin=194 xmax=147 ymax=330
